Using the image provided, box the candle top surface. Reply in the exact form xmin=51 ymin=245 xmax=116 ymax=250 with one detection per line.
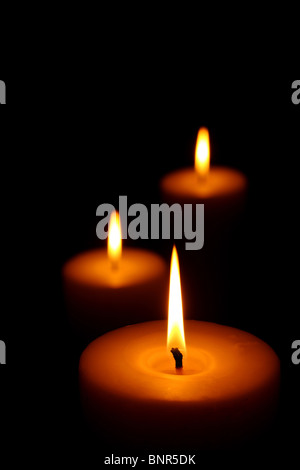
xmin=79 ymin=320 xmax=280 ymax=403
xmin=63 ymin=248 xmax=167 ymax=288
xmin=160 ymin=166 xmax=247 ymax=199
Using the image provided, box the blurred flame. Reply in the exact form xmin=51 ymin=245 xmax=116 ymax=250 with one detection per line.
xmin=108 ymin=211 xmax=122 ymax=267
xmin=167 ymin=245 xmax=186 ymax=351
xmin=195 ymin=127 xmax=210 ymax=179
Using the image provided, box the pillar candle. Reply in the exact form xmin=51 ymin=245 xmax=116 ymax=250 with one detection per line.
xmin=79 ymin=247 xmax=279 ymax=449
xmin=160 ymin=128 xmax=248 ymax=234
xmin=63 ymin=212 xmax=168 ymax=342
xmin=79 ymin=320 xmax=280 ymax=449
xmin=160 ymin=128 xmax=248 ymax=323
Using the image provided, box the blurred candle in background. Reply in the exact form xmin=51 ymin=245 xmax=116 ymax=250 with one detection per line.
xmin=160 ymin=128 xmax=248 ymax=323
xmin=63 ymin=211 xmax=168 ymax=344
xmin=160 ymin=127 xmax=248 ymax=235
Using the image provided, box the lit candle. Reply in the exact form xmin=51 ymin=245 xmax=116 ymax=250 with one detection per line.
xmin=160 ymin=128 xmax=248 ymax=322
xmin=79 ymin=246 xmax=280 ymax=449
xmin=160 ymin=128 xmax=248 ymax=233
xmin=63 ymin=211 xmax=168 ymax=342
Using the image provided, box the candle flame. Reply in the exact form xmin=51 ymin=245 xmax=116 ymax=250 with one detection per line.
xmin=167 ymin=245 xmax=186 ymax=351
xmin=195 ymin=127 xmax=210 ymax=179
xmin=108 ymin=211 xmax=122 ymax=268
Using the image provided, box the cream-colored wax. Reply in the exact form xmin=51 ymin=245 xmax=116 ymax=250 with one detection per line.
xmin=160 ymin=166 xmax=247 ymax=232
xmin=79 ymin=320 xmax=280 ymax=449
xmin=63 ymin=249 xmax=168 ymax=342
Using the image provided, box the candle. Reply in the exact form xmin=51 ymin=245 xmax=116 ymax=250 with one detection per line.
xmin=160 ymin=128 xmax=248 ymax=234
xmin=160 ymin=128 xmax=248 ymax=322
xmin=79 ymin=247 xmax=280 ymax=449
xmin=63 ymin=212 xmax=168 ymax=342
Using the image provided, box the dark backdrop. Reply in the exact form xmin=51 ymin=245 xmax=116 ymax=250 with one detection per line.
xmin=0 ymin=63 xmax=299 ymax=468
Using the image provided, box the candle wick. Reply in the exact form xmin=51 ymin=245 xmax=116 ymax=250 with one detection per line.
xmin=170 ymin=348 xmax=183 ymax=369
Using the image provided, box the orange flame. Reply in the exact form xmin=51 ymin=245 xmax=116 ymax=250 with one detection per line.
xmin=108 ymin=211 xmax=122 ymax=268
xmin=195 ymin=127 xmax=210 ymax=179
xmin=167 ymin=246 xmax=186 ymax=351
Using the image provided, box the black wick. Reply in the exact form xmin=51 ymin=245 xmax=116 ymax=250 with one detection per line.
xmin=170 ymin=348 xmax=183 ymax=369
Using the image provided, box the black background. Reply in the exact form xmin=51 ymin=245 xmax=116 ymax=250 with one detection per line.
xmin=0 ymin=46 xmax=299 ymax=468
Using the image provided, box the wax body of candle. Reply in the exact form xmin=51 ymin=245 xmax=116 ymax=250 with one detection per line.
xmin=160 ymin=167 xmax=248 ymax=323
xmin=79 ymin=320 xmax=280 ymax=449
xmin=63 ymin=248 xmax=168 ymax=342
xmin=160 ymin=166 xmax=247 ymax=234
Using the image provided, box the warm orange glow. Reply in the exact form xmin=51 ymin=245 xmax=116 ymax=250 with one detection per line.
xmin=167 ymin=245 xmax=186 ymax=351
xmin=195 ymin=127 xmax=210 ymax=179
xmin=108 ymin=211 xmax=122 ymax=268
